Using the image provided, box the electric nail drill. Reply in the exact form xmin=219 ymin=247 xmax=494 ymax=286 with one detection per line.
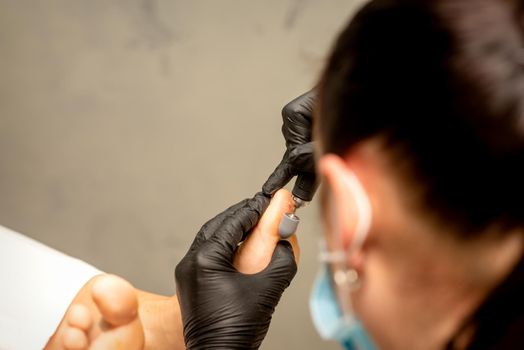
xmin=279 ymin=173 xmax=318 ymax=238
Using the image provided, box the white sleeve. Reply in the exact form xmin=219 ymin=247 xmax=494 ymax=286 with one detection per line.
xmin=0 ymin=225 xmax=103 ymax=350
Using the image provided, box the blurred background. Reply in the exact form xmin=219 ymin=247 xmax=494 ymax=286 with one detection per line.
xmin=0 ymin=1 xmax=366 ymax=348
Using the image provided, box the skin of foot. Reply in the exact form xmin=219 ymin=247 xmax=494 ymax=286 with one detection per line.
xmin=45 ymin=189 xmax=298 ymax=350
xmin=46 ymin=274 xmax=145 ymax=350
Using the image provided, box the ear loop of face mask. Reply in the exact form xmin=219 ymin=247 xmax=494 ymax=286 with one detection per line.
xmin=318 ymin=168 xmax=373 ymax=322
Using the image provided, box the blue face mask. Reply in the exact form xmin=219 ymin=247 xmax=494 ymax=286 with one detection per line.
xmin=309 ymin=264 xmax=377 ymax=350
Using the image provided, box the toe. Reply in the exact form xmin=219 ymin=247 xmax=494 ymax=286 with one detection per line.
xmin=66 ymin=304 xmax=92 ymax=331
xmin=234 ymin=189 xmax=296 ymax=273
xmin=91 ymin=275 xmax=138 ymax=327
xmin=62 ymin=326 xmax=88 ymax=350
xmin=256 ymin=189 xmax=294 ymax=238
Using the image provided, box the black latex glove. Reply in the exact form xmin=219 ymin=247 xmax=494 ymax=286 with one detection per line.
xmin=175 ymin=192 xmax=298 ymax=350
xmin=262 ymin=90 xmax=318 ymax=200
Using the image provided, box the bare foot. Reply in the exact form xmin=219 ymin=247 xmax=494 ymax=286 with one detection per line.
xmin=46 ymin=274 xmax=144 ymax=350
xmin=234 ymin=188 xmax=301 ymax=274
xmin=46 ymin=190 xmax=299 ymax=350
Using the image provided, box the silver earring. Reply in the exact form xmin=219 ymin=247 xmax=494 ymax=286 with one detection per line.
xmin=334 ymin=267 xmax=361 ymax=291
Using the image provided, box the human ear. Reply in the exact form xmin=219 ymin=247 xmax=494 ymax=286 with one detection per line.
xmin=318 ymin=154 xmax=361 ymax=252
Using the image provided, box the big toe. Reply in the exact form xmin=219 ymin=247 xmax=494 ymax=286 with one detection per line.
xmin=234 ymin=189 xmax=300 ymax=274
xmin=91 ymin=275 xmax=138 ymax=327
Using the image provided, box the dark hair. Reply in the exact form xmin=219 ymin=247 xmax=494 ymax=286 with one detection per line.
xmin=316 ymin=0 xmax=524 ymax=237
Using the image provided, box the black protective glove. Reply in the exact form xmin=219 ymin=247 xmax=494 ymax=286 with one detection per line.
xmin=175 ymin=192 xmax=298 ymax=350
xmin=262 ymin=90 xmax=318 ymax=201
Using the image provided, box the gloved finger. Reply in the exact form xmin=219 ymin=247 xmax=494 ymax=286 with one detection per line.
xmin=189 ymin=198 xmax=250 ymax=252
xmin=260 ymin=240 xmax=298 ymax=294
xmin=287 ymin=142 xmax=316 ymax=174
xmin=262 ymin=142 xmax=316 ymax=196
xmin=282 ymin=90 xmax=316 ymax=148
xmin=262 ymin=158 xmax=294 ymax=196
xmin=208 ymin=192 xmax=270 ymax=259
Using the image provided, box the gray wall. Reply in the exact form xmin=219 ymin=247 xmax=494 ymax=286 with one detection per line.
xmin=0 ymin=1 xmax=366 ymax=348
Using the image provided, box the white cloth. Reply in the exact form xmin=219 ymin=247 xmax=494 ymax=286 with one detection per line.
xmin=0 ymin=225 xmax=102 ymax=350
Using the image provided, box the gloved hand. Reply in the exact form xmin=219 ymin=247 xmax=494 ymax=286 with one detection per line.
xmin=262 ymin=90 xmax=318 ymax=200
xmin=174 ymin=192 xmax=298 ymax=349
